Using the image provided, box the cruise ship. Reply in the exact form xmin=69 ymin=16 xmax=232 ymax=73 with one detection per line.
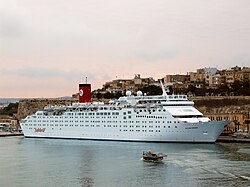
xmin=20 ymin=83 xmax=231 ymax=143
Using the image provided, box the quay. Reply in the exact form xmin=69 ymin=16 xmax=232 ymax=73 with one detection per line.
xmin=216 ymin=135 xmax=250 ymax=143
xmin=0 ymin=132 xmax=24 ymax=137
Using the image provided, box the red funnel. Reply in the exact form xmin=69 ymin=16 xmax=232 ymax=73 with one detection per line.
xmin=79 ymin=84 xmax=91 ymax=103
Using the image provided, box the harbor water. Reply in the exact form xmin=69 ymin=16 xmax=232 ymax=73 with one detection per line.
xmin=0 ymin=137 xmax=250 ymax=187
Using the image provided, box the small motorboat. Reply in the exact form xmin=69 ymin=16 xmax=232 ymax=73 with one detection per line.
xmin=143 ymin=151 xmax=167 ymax=162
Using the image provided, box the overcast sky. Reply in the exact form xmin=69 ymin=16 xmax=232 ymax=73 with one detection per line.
xmin=1 ymin=0 xmax=250 ymax=98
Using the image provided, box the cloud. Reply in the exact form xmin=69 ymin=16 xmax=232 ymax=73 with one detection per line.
xmin=0 ymin=67 xmax=94 ymax=80
xmin=0 ymin=66 xmax=113 ymax=89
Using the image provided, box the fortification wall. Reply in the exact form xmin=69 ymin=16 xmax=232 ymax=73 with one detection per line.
xmin=16 ymin=99 xmax=75 ymax=120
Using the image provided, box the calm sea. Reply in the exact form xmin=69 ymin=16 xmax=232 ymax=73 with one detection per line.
xmin=0 ymin=137 xmax=249 ymax=187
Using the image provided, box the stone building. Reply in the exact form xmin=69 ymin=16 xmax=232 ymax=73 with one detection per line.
xmin=235 ymin=67 xmax=250 ymax=82
xmin=164 ymin=74 xmax=190 ymax=84
xmin=189 ymin=67 xmax=218 ymax=88
xmin=218 ymin=66 xmax=250 ymax=85
xmin=102 ymin=74 xmax=155 ymax=94
xmin=206 ymin=111 xmax=249 ymax=133
xmin=190 ymin=68 xmax=205 ymax=83
xmin=0 ymin=116 xmax=18 ymax=131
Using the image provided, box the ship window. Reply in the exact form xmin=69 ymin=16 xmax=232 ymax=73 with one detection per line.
xmin=128 ymin=116 xmax=131 ymax=119
xmin=128 ymin=111 xmax=131 ymax=114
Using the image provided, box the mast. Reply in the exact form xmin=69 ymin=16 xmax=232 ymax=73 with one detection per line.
xmin=160 ymin=81 xmax=167 ymax=96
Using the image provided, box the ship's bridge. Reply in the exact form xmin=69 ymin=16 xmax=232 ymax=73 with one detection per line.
xmin=165 ymin=107 xmax=203 ymax=116
xmin=117 ymin=94 xmax=188 ymax=106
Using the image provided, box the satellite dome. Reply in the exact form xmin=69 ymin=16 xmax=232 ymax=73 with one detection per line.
xmin=126 ymin=91 xmax=132 ymax=96
xmin=137 ymin=91 xmax=142 ymax=96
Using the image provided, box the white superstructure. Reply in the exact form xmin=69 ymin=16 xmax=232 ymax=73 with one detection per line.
xmin=20 ymin=89 xmax=230 ymax=143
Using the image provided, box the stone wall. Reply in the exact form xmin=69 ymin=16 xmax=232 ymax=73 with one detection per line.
xmin=192 ymin=96 xmax=250 ymax=132
xmin=16 ymin=99 xmax=75 ymax=121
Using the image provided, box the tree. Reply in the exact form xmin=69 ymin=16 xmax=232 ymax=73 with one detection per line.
xmin=103 ymin=92 xmax=115 ymax=99
xmin=231 ymin=80 xmax=241 ymax=96
xmin=140 ymin=85 xmax=162 ymax=95
xmin=218 ymin=84 xmax=230 ymax=96
xmin=96 ymin=92 xmax=103 ymax=100
xmin=0 ymin=103 xmax=19 ymax=116
xmin=240 ymin=80 xmax=250 ymax=95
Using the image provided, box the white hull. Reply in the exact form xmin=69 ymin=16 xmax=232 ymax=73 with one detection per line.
xmin=20 ymin=115 xmax=229 ymax=143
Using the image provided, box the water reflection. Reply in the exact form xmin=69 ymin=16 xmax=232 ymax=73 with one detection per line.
xmin=78 ymin=146 xmax=97 ymax=187
xmin=216 ymin=143 xmax=250 ymax=161
xmin=79 ymin=176 xmax=94 ymax=187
